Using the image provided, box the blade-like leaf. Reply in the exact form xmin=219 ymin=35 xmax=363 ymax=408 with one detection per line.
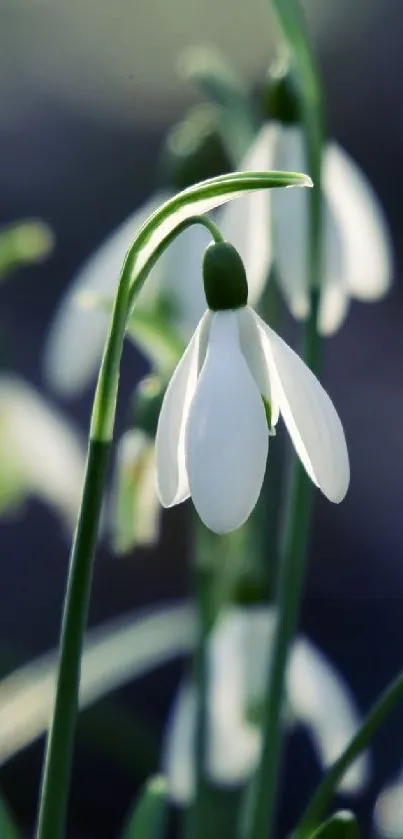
xmin=310 ymin=811 xmax=359 ymax=839
xmin=126 ymin=169 xmax=312 ymax=309
xmin=121 ymin=776 xmax=168 ymax=839
xmin=293 ymin=671 xmax=403 ymax=839
xmin=271 ymin=0 xmax=323 ymax=181
xmin=0 ymin=603 xmax=195 ymax=766
xmin=271 ymin=0 xmax=321 ymax=109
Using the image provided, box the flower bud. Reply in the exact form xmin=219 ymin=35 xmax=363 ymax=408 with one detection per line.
xmin=203 ymin=242 xmax=248 ymax=311
xmin=158 ymin=104 xmax=231 ymax=191
xmin=259 ymin=63 xmax=300 ymax=125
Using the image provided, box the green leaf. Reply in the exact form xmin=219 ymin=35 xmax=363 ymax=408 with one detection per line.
xmin=126 ymin=169 xmax=312 ymax=314
xmin=0 ymin=220 xmax=53 ymax=283
xmin=293 ymin=671 xmax=403 ymax=839
xmin=0 ymin=603 xmax=195 ymax=766
xmin=121 ymin=776 xmax=168 ymax=839
xmin=179 ymin=46 xmax=257 ymax=163
xmin=309 ymin=811 xmax=359 ymax=839
xmin=0 ymin=791 xmax=21 ymax=839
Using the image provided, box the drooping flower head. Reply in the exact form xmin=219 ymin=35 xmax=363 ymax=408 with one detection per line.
xmin=164 ymin=606 xmax=370 ymax=803
xmin=218 ymin=66 xmax=393 ymax=335
xmin=156 ymin=240 xmax=349 ymax=534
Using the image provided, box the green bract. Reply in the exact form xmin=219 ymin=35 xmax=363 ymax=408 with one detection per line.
xmin=203 ymin=241 xmax=248 ymax=311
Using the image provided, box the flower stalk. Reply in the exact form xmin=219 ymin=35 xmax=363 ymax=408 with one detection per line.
xmin=244 ymin=3 xmax=325 ymax=839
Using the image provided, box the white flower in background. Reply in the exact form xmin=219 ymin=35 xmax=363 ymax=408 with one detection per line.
xmin=111 ymin=429 xmax=160 ymax=552
xmin=222 ymin=122 xmax=393 ymax=335
xmin=163 ymin=606 xmax=370 ymax=804
xmin=156 ymin=242 xmax=349 ymax=535
xmin=0 ymin=377 xmax=85 ymax=530
xmin=374 ymin=769 xmax=403 ymax=839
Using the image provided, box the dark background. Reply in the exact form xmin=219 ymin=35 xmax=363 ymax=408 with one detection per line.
xmin=0 ymin=1 xmax=402 ymax=836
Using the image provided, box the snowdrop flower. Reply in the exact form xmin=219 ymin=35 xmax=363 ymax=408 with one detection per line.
xmin=220 ymin=119 xmax=393 ymax=334
xmin=156 ymin=241 xmax=349 ymax=535
xmin=0 ymin=376 xmax=85 ymax=529
xmin=163 ymin=606 xmax=370 ymax=803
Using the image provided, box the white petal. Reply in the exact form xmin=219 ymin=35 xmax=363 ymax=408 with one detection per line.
xmin=270 ymin=125 xmax=310 ymax=318
xmin=163 ymin=610 xmax=265 ymax=805
xmin=185 ymin=311 xmax=268 ymax=533
xmin=271 ymin=125 xmax=348 ymax=333
xmin=163 ymin=680 xmax=197 ymax=805
xmin=208 ymin=607 xmax=272 ymax=785
xmin=218 ymin=125 xmax=278 ymax=306
xmin=237 ymin=307 xmax=280 ymax=427
xmin=155 ymin=311 xmax=212 ymax=507
xmin=324 ymin=143 xmax=393 ymax=300
xmin=0 ymin=376 xmax=85 ymax=529
xmin=44 ymin=192 xmax=167 ymax=396
xmin=374 ymin=773 xmax=403 ymax=839
xmin=250 ymin=309 xmax=349 ymax=502
xmin=318 ymin=278 xmax=350 ymax=337
xmin=288 ymin=638 xmax=370 ymax=794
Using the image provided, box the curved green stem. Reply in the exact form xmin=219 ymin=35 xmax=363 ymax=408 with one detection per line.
xmin=244 ymin=299 xmax=320 ymax=839
xmin=34 ymin=212 xmax=227 ymax=839
xmin=294 ymin=671 xmax=403 ymax=839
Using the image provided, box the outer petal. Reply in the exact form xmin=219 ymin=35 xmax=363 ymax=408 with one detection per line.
xmin=44 ymin=192 xmax=168 ymax=396
xmin=185 ymin=311 xmax=268 ymax=534
xmin=250 ymin=309 xmax=349 ymax=502
xmin=288 ymin=638 xmax=370 ymax=794
xmin=319 ymin=278 xmax=350 ymax=337
xmin=217 ymin=124 xmax=279 ymax=306
xmin=324 ymin=143 xmax=393 ymax=300
xmin=237 ymin=306 xmax=280 ymax=427
xmin=163 ymin=608 xmax=265 ymax=805
xmin=155 ymin=311 xmax=212 ymax=507
xmin=271 ymin=125 xmax=348 ymax=334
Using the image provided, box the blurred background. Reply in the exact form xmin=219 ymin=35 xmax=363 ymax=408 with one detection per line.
xmin=0 ymin=0 xmax=403 ymax=836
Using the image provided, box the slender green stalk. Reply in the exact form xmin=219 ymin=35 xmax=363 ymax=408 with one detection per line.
xmin=245 ymin=4 xmax=324 ymax=835
xmin=243 ymin=298 xmax=319 ymax=839
xmin=34 ymin=440 xmax=111 ymax=839
xmin=294 ymin=670 xmax=403 ymax=839
xmin=185 ymin=518 xmax=212 ymax=839
xmin=35 ymin=247 xmax=133 ymax=839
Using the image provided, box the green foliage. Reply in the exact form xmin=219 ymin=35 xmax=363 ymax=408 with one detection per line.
xmin=121 ymin=777 xmax=168 ymax=839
